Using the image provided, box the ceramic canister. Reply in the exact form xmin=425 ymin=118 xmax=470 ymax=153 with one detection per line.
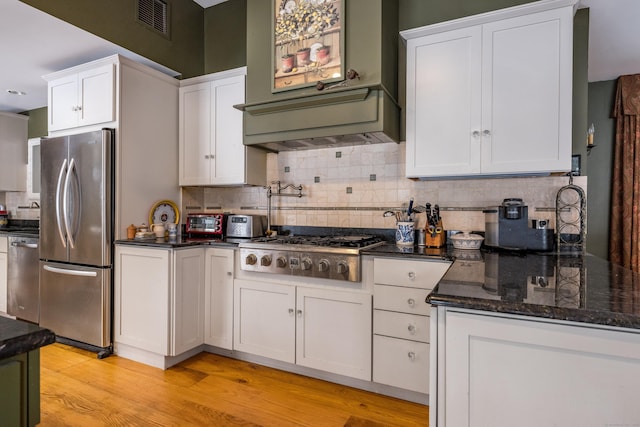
xmin=396 ymin=221 xmax=416 ymax=246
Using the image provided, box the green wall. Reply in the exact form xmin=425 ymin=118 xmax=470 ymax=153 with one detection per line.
xmin=204 ymin=0 xmax=247 ymax=73
xmin=586 ymin=80 xmax=616 ymax=259
xmin=398 ymin=0 xmax=535 ymax=30
xmin=25 ymin=107 xmax=47 ymax=139
xmin=20 ymin=0 xmax=205 ymax=79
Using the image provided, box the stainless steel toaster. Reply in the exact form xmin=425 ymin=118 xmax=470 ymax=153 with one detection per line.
xmin=226 ymin=214 xmax=266 ymax=238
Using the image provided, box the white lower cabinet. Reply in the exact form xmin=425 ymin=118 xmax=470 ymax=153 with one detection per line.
xmin=372 ymin=257 xmax=451 ymax=394
xmin=0 ymin=237 xmax=7 ymax=313
xmin=114 ymin=245 xmax=204 ymax=366
xmin=234 ymin=278 xmax=372 ymax=380
xmin=435 ymin=308 xmax=640 ymax=427
xmin=204 ymin=248 xmax=235 ymax=349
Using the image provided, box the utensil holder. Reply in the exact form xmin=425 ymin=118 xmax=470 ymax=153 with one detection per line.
xmin=396 ymin=221 xmax=416 ymax=246
xmin=425 ymin=221 xmax=446 ymax=248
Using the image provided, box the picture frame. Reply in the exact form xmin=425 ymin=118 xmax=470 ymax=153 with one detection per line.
xmin=272 ymin=0 xmax=344 ymax=92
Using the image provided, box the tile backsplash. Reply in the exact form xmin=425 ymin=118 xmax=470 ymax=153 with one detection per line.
xmin=2 ymin=192 xmax=40 ymax=219
xmin=182 ymin=142 xmax=586 ymax=233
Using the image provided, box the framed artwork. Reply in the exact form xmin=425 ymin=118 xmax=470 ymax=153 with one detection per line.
xmin=272 ymin=0 xmax=344 ymax=92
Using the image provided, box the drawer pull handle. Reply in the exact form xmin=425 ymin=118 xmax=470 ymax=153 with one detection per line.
xmin=408 ymin=351 xmax=416 ymax=361
xmin=407 ymin=298 xmax=416 ymax=307
xmin=408 ymin=324 xmax=416 ymax=334
xmin=408 ymin=271 xmax=415 ymax=279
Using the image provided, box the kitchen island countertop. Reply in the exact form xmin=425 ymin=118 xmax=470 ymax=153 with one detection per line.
xmin=0 ymin=316 xmax=55 ymax=359
xmin=428 ymin=250 xmax=640 ymax=330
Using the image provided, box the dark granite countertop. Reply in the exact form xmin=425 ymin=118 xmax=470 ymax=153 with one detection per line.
xmin=428 ymin=250 xmax=640 ymax=330
xmin=115 ymin=236 xmax=239 ymax=249
xmin=0 ymin=316 xmax=55 ymax=359
xmin=362 ymin=242 xmax=452 ymax=261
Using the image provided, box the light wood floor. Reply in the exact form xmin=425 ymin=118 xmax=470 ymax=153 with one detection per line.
xmin=39 ymin=343 xmax=429 ymax=426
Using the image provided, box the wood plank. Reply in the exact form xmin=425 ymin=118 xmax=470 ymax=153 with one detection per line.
xmin=39 ymin=344 xmax=429 ymax=426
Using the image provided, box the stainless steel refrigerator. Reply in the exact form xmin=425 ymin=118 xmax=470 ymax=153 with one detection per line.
xmin=39 ymin=129 xmax=113 ymax=356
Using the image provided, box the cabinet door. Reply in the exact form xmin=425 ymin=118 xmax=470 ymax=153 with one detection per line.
xmin=405 ymin=26 xmax=482 ymax=178
xmin=233 ymin=279 xmax=295 ymax=363
xmin=481 ymin=8 xmax=572 ymax=174
xmin=441 ymin=309 xmax=640 ymax=427
xmin=211 ymin=74 xmax=245 ymax=184
xmin=172 ymin=248 xmax=205 ymax=356
xmin=77 ymin=63 xmax=115 ymax=128
xmin=296 ymin=287 xmax=372 ymax=380
xmin=114 ymin=246 xmax=170 ymax=355
xmin=179 ymin=82 xmax=212 ymax=185
xmin=0 ymin=113 xmax=28 ymax=191
xmin=48 ymin=73 xmax=78 ymax=132
xmin=204 ymin=248 xmax=234 ymax=349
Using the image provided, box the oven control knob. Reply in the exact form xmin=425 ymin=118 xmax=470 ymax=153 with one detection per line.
xmin=301 ymin=258 xmax=312 ymax=270
xmin=276 ymin=256 xmax=287 ymax=268
xmin=260 ymin=255 xmax=272 ymax=266
xmin=245 ymin=254 xmax=258 ymax=265
xmin=318 ymin=259 xmax=330 ymax=272
xmin=336 ymin=261 xmax=349 ymax=275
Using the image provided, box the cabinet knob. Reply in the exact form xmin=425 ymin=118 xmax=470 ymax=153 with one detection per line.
xmin=288 ymin=308 xmax=294 ymax=315
xmin=408 ymin=351 xmax=416 ymax=361
xmin=407 ymin=298 xmax=416 ymax=308
xmin=227 ymin=272 xmax=232 ymax=276
xmin=408 ymin=324 xmax=416 ymax=334
xmin=296 ymin=309 xmax=303 ymax=317
xmin=408 ymin=271 xmax=415 ymax=280
xmin=483 ymin=129 xmax=491 ymax=136
xmin=472 ymin=130 xmax=480 ymax=138
xmin=204 ymin=154 xmax=210 ymax=159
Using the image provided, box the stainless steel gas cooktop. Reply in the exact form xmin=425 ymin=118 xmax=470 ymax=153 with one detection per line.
xmin=238 ymin=235 xmax=385 ymax=282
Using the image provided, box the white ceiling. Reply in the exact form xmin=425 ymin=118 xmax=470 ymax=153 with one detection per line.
xmin=0 ymin=0 xmax=637 ymax=114
xmin=0 ymin=1 xmax=180 ymax=113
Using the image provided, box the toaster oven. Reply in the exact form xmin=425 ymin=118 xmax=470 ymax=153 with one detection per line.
xmin=186 ymin=213 xmax=225 ymax=236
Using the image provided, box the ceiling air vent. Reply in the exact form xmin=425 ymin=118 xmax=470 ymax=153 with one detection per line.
xmin=137 ymin=0 xmax=168 ymax=35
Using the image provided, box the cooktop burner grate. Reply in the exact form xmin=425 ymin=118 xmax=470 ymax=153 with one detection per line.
xmin=249 ymin=235 xmax=385 ymax=248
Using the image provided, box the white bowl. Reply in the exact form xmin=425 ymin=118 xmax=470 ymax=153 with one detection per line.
xmin=450 ymin=232 xmax=484 ymax=250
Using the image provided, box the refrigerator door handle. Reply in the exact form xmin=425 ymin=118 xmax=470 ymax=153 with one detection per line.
xmin=43 ymin=264 xmax=98 ymax=277
xmin=63 ymin=158 xmax=78 ymax=249
xmin=55 ymin=158 xmax=68 ymax=248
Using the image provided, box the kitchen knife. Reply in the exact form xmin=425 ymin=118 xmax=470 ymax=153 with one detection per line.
xmin=407 ymin=198 xmax=414 ymax=221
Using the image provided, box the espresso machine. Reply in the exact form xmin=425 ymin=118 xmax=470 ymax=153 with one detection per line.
xmin=484 ymin=198 xmax=554 ymax=251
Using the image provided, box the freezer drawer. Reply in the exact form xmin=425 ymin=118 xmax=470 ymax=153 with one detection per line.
xmin=39 ymin=261 xmax=111 ymax=348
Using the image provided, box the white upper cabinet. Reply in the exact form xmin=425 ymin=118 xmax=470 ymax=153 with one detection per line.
xmin=403 ymin=1 xmax=576 ymax=178
xmin=45 ymin=62 xmax=115 ymax=132
xmin=179 ymin=67 xmax=266 ymax=186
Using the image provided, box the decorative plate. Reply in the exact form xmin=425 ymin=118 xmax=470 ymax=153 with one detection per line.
xmin=149 ymin=200 xmax=180 ymax=226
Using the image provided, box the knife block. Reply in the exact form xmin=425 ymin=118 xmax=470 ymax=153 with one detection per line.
xmin=425 ymin=222 xmax=446 ymax=248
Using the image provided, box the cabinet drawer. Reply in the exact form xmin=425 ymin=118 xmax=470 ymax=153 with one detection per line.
xmin=373 ymin=284 xmax=430 ymax=315
xmin=374 ymin=310 xmax=429 ymax=343
xmin=373 ymin=335 xmax=429 ymax=394
xmin=0 ymin=236 xmax=6 ymax=252
xmin=374 ymin=258 xmax=450 ymax=289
